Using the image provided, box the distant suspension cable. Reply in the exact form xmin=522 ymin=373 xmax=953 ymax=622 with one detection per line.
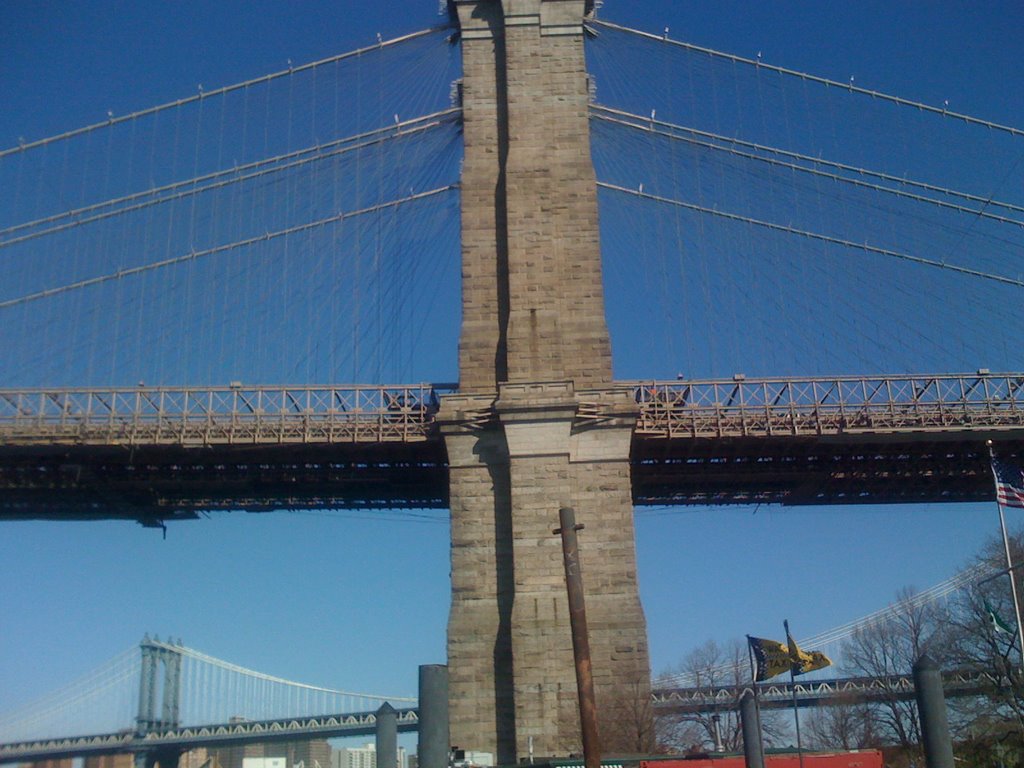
xmin=0 ymin=185 xmax=458 ymax=310
xmin=658 ymin=562 xmax=996 ymax=687
xmin=588 ymin=20 xmax=1024 ymax=140
xmin=165 ymin=643 xmax=415 ymax=702
xmin=591 ymin=107 xmax=1024 ymax=227
xmin=598 ymin=182 xmax=1024 ymax=289
xmin=798 ymin=561 xmax=993 ymax=649
xmin=0 ymin=26 xmax=450 ymax=158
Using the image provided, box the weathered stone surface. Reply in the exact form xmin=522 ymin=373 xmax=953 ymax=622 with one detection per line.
xmin=446 ymin=1 xmax=650 ymax=761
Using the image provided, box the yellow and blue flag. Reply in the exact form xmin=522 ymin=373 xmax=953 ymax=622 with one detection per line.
xmin=747 ymin=636 xmax=792 ymax=681
xmin=785 ymin=622 xmax=832 ymax=675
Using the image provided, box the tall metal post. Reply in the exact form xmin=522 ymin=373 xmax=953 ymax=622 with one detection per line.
xmin=418 ymin=664 xmax=450 ymax=768
xmin=711 ymin=713 xmax=724 ymax=752
xmin=739 ymin=689 xmax=765 ymax=768
xmin=376 ymin=702 xmax=398 ymax=768
xmin=783 ymin=621 xmax=805 ymax=768
xmin=913 ymin=655 xmax=955 ymax=768
xmin=554 ymin=507 xmax=601 ymax=768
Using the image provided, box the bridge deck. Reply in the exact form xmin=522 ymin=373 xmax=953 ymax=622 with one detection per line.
xmin=1 ymin=374 xmax=1021 ymax=521
xmin=651 ymin=668 xmax=1002 ymax=713
xmin=0 ymin=709 xmax=419 ymax=764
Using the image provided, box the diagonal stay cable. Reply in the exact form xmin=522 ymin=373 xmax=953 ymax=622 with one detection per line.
xmin=597 ymin=182 xmax=1024 ymax=288
xmin=0 ymin=26 xmax=452 ymax=159
xmin=0 ymin=109 xmax=461 ymax=247
xmin=588 ymin=20 xmax=1024 ymax=140
xmin=591 ymin=106 xmax=1024 ymax=226
xmin=0 ymin=186 xmax=458 ymax=310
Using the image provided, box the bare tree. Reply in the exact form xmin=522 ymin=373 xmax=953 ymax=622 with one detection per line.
xmin=837 ymin=585 xmax=951 ymax=763
xmin=600 ymin=671 xmax=660 ymax=755
xmin=656 ymin=640 xmax=789 ymax=754
xmin=803 ymin=693 xmax=879 ymax=751
xmin=942 ymin=533 xmax=1024 ymax=761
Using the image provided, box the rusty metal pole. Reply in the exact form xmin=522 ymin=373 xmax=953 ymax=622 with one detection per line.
xmin=554 ymin=506 xmax=602 ymax=768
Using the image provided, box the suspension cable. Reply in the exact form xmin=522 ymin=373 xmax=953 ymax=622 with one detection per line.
xmin=0 ymin=185 xmax=458 ymax=310
xmin=588 ymin=19 xmax=1024 ymax=140
xmin=591 ymin=106 xmax=1024 ymax=226
xmin=0 ymin=109 xmax=460 ymax=246
xmin=657 ymin=562 xmax=995 ymax=686
xmin=165 ymin=643 xmax=415 ymax=702
xmin=598 ymin=182 xmax=1024 ymax=288
xmin=0 ymin=26 xmax=451 ymax=158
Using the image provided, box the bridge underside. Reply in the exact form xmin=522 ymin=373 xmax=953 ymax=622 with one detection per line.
xmin=0 ymin=442 xmax=449 ymax=524
xmin=0 ymin=432 xmax=1017 ymax=523
xmin=631 ymin=432 xmax=1020 ymax=506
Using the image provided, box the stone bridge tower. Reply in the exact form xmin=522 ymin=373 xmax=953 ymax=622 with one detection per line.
xmin=440 ymin=1 xmax=651 ymax=761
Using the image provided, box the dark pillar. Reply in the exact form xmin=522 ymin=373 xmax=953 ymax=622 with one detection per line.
xmin=418 ymin=664 xmax=450 ymax=768
xmin=376 ymin=702 xmax=398 ymax=768
xmin=161 ymin=643 xmax=182 ymax=728
xmin=739 ymin=689 xmax=765 ymax=768
xmin=913 ymin=655 xmax=955 ymax=768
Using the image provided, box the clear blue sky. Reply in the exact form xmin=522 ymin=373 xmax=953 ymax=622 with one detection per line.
xmin=1 ymin=0 xmax=1023 ymax=735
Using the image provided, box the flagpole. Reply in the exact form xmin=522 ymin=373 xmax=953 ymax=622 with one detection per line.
xmin=784 ymin=620 xmax=805 ymax=768
xmin=987 ymin=441 xmax=1024 ymax=670
xmin=744 ymin=636 xmax=767 ymax=768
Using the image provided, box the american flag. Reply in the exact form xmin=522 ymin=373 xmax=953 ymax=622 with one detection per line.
xmin=992 ymin=458 xmax=1024 ymax=509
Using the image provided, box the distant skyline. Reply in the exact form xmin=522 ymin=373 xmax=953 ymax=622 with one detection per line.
xmin=2 ymin=0 xmax=1023 ymax=737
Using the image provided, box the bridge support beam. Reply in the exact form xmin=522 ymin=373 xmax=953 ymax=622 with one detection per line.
xmin=449 ymin=0 xmax=650 ymax=761
xmin=441 ymin=386 xmax=648 ymax=761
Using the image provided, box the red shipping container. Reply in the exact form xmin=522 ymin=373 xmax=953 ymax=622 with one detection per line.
xmin=640 ymin=751 xmax=882 ymax=768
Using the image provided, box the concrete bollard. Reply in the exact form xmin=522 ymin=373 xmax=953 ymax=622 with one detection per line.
xmin=913 ymin=655 xmax=955 ymax=768
xmin=376 ymin=702 xmax=398 ymax=768
xmin=739 ymin=688 xmax=765 ymax=768
xmin=418 ymin=664 xmax=450 ymax=768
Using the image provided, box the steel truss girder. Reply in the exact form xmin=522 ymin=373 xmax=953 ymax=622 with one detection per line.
xmin=0 ymin=710 xmax=418 ymax=764
xmin=651 ymin=669 xmax=1003 ymax=714
xmin=0 ymin=374 xmax=1022 ymax=521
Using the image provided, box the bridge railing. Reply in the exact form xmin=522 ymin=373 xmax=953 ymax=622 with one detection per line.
xmin=0 ymin=384 xmax=456 ymax=446
xmin=634 ymin=372 xmax=1024 ymax=438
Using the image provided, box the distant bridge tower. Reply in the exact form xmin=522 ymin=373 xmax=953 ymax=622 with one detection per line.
xmin=442 ymin=0 xmax=650 ymax=761
xmin=134 ymin=637 xmax=184 ymax=768
xmin=136 ymin=636 xmax=183 ymax=734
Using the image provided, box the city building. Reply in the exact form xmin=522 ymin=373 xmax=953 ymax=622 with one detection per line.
xmin=330 ymin=743 xmax=405 ymax=768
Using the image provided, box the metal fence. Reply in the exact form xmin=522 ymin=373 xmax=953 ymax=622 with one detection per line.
xmin=0 ymin=384 xmax=454 ymax=446
xmin=633 ymin=372 xmax=1024 ymax=438
xmin=3 ymin=374 xmax=1022 ymax=447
